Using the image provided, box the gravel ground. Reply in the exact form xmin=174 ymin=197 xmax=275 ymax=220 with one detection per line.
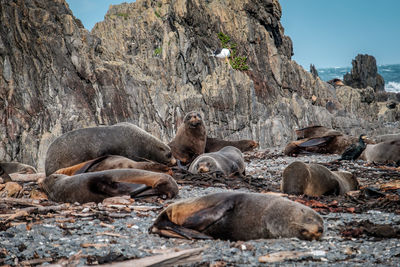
xmin=1 ymin=150 xmax=399 ymax=266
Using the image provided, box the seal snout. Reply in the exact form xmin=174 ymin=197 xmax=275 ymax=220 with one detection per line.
xmin=198 ymin=165 xmax=210 ymax=173
xmin=300 ymin=224 xmax=324 ymax=241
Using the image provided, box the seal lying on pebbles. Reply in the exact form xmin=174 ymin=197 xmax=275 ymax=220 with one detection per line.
xmin=284 ymin=126 xmax=374 ymax=156
xmin=41 ymin=169 xmax=179 ymax=203
xmin=205 ymin=137 xmax=258 ymax=153
xmin=168 ymin=111 xmax=206 ymax=165
xmin=359 ymin=139 xmax=400 ymax=164
xmin=188 ymin=146 xmax=245 ymax=177
xmin=149 ymin=192 xmax=324 ymax=241
xmin=281 ymin=161 xmax=358 ymax=197
xmin=45 ymin=122 xmax=176 ymax=176
xmin=0 ymin=162 xmax=37 ymax=174
xmin=54 ymin=155 xmax=172 ymax=176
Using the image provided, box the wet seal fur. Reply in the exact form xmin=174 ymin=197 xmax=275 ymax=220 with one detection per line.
xmin=41 ymin=169 xmax=179 ymax=204
xmin=188 ymin=146 xmax=245 ymax=177
xmin=54 ymin=155 xmax=172 ymax=176
xmin=45 ymin=122 xmax=175 ymax=176
xmin=205 ymin=137 xmax=258 ymax=153
xmin=281 ymin=161 xmax=358 ymax=196
xmin=149 ymin=192 xmax=324 ymax=241
xmin=168 ymin=111 xmax=206 ymax=164
xmin=360 ymin=139 xmax=400 ymax=164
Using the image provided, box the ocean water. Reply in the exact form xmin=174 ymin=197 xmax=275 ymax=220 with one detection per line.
xmin=317 ymin=64 xmax=400 ymax=93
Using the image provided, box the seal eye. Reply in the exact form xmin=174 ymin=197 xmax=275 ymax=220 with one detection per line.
xmin=166 ymin=152 xmax=172 ymax=158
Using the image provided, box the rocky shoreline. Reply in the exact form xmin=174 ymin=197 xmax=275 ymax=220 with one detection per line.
xmin=1 ymin=150 xmax=399 ymax=266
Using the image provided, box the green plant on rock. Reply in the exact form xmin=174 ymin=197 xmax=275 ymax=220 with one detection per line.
xmin=217 ymin=32 xmax=249 ymax=71
xmin=154 ymin=10 xmax=161 ymax=18
xmin=154 ymin=47 xmax=162 ymax=56
xmin=116 ymin=13 xmax=129 ymax=20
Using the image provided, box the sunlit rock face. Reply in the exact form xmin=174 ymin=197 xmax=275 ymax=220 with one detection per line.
xmin=0 ymin=0 xmax=397 ymax=170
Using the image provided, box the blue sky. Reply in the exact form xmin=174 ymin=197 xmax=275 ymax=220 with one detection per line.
xmin=66 ymin=0 xmax=400 ymax=68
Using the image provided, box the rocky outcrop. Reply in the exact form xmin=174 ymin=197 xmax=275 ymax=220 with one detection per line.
xmin=0 ymin=0 xmax=397 ymax=170
xmin=343 ymin=54 xmax=385 ymax=92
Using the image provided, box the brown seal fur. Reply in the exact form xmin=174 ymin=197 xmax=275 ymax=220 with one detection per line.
xmin=188 ymin=146 xmax=245 ymax=177
xmin=205 ymin=137 xmax=258 ymax=153
xmin=149 ymin=192 xmax=324 ymax=241
xmin=45 ymin=122 xmax=176 ymax=176
xmin=359 ymin=139 xmax=400 ymax=164
xmin=284 ymin=126 xmax=374 ymax=156
xmin=168 ymin=111 xmax=206 ymax=164
xmin=281 ymin=162 xmax=358 ymax=196
xmin=54 ymin=155 xmax=172 ymax=176
xmin=41 ymin=169 xmax=179 ymax=204
xmin=0 ymin=162 xmax=37 ymax=174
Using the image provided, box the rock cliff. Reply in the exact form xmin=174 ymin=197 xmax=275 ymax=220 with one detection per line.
xmin=0 ymin=0 xmax=397 ymax=170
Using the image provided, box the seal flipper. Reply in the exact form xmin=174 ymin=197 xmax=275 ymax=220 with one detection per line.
xmin=150 ymin=213 xmax=212 ymax=239
xmin=90 ymin=178 xmax=152 ymax=197
xmin=298 ymin=136 xmax=333 ymax=147
xmin=182 ymin=198 xmax=235 ymax=231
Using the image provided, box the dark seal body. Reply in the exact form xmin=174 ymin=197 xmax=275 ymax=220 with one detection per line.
xmin=41 ymin=169 xmax=179 ymax=204
xmin=45 ymin=123 xmax=175 ymax=176
xmin=150 ymin=192 xmax=324 ymax=241
xmin=205 ymin=137 xmax=258 ymax=153
xmin=281 ymin=162 xmax=358 ymax=196
xmin=189 ymin=146 xmax=245 ymax=177
xmin=168 ymin=112 xmax=206 ymax=164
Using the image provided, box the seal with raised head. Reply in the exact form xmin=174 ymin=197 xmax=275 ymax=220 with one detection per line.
xmin=54 ymin=155 xmax=172 ymax=176
xmin=188 ymin=146 xmax=245 ymax=177
xmin=360 ymin=139 xmax=400 ymax=164
xmin=281 ymin=161 xmax=358 ymax=196
xmin=45 ymin=122 xmax=176 ymax=176
xmin=205 ymin=137 xmax=258 ymax=153
xmin=41 ymin=169 xmax=179 ymax=204
xmin=168 ymin=111 xmax=206 ymax=165
xmin=149 ymin=192 xmax=324 ymax=241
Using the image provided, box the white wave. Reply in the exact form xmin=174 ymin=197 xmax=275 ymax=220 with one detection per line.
xmin=385 ymin=81 xmax=400 ymax=93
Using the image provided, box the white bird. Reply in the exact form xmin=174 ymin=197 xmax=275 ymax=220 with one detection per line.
xmin=210 ymin=48 xmax=231 ymax=58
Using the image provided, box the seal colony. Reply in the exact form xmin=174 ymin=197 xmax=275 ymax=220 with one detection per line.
xmin=9 ymin=113 xmax=399 ymax=244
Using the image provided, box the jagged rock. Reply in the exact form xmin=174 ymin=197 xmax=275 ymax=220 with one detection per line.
xmin=0 ymin=0 xmax=397 ymax=170
xmin=343 ymin=54 xmax=385 ymax=92
xmin=310 ymin=64 xmax=318 ymax=78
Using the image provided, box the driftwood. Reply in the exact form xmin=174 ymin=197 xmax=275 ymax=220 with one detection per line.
xmin=100 ymin=247 xmax=205 ymax=267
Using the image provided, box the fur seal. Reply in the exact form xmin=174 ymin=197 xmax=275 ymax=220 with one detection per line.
xmin=205 ymin=137 xmax=258 ymax=153
xmin=374 ymin=133 xmax=400 ymax=143
xmin=188 ymin=146 xmax=245 ymax=177
xmin=0 ymin=162 xmax=37 ymax=174
xmin=168 ymin=111 xmax=206 ymax=164
xmin=54 ymin=155 xmax=172 ymax=176
xmin=149 ymin=192 xmax=324 ymax=241
xmin=284 ymin=126 xmax=374 ymax=156
xmin=359 ymin=139 xmax=400 ymax=164
xmin=45 ymin=122 xmax=176 ymax=176
xmin=41 ymin=169 xmax=179 ymax=204
xmin=281 ymin=162 xmax=358 ymax=196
